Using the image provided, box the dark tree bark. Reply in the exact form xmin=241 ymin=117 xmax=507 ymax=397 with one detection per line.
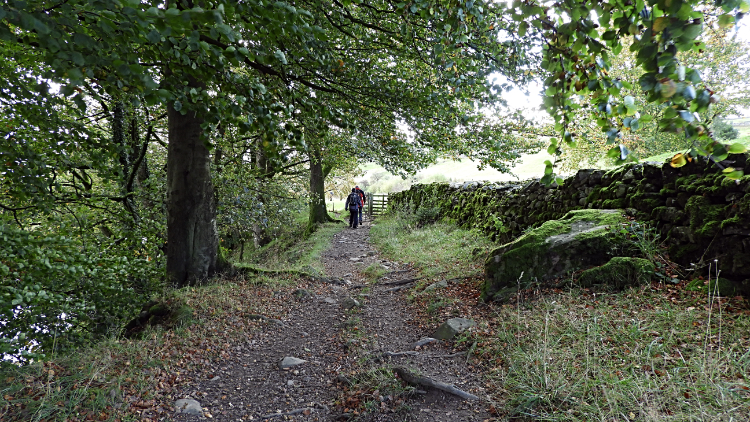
xmin=166 ymin=98 xmax=220 ymax=287
xmin=114 ymin=101 xmax=138 ymax=222
xmin=306 ymin=147 xmax=336 ymax=234
xmin=252 ymin=142 xmax=274 ymax=248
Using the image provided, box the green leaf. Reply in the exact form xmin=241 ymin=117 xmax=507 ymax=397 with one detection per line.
xmin=679 ymin=110 xmax=694 ymax=123
xmin=728 ymin=143 xmax=747 ymax=154
xmin=274 ymin=50 xmax=288 ymax=64
xmin=723 ymin=168 xmax=744 ymax=179
xmin=147 ymin=29 xmax=161 ymax=43
xmin=718 ymin=14 xmax=735 ymax=28
xmin=518 ymin=22 xmax=528 ymax=37
xmin=173 ymin=100 xmax=182 ymax=111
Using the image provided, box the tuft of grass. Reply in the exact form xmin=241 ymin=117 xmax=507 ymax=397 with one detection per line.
xmin=361 ymin=263 xmax=388 ymax=282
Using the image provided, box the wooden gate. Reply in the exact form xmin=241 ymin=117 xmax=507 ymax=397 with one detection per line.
xmin=367 ymin=193 xmax=388 ymax=218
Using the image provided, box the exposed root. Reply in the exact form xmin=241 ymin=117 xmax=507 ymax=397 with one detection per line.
xmin=393 ymin=367 xmax=479 ymax=401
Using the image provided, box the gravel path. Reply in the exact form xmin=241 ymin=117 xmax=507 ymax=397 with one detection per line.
xmin=173 ymin=220 xmax=491 ymax=421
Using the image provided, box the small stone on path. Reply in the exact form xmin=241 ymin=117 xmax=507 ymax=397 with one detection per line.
xmin=433 ymin=318 xmax=475 ymax=340
xmin=342 ymin=297 xmax=360 ymax=310
xmin=279 ymin=357 xmax=306 ymax=369
xmin=174 ymin=398 xmax=202 ymax=415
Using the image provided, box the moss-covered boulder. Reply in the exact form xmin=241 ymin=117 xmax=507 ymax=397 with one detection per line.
xmin=483 ymin=209 xmax=634 ymax=302
xmin=577 ymin=257 xmax=655 ymax=290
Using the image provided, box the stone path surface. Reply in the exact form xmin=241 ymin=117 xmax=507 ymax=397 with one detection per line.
xmin=173 ymin=219 xmax=490 ymax=421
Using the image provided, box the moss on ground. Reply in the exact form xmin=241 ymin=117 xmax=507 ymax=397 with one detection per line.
xmin=577 ymin=257 xmax=655 ymax=290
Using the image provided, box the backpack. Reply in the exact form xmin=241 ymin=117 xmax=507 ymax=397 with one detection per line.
xmin=348 ymin=192 xmax=360 ymax=210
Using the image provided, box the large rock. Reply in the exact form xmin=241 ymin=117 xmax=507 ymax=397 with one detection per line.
xmin=483 ymin=209 xmax=634 ymax=302
xmin=577 ymin=257 xmax=655 ymax=289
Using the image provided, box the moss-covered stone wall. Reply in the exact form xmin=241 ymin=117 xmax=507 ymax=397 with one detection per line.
xmin=388 ymin=154 xmax=750 ymax=293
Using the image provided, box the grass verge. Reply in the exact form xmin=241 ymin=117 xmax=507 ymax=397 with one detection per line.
xmin=241 ymin=220 xmax=345 ymax=275
xmin=368 ymin=210 xmax=750 ymax=421
xmin=369 ymin=213 xmax=494 ymax=279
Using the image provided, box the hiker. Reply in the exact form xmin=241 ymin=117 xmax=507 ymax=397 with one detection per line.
xmin=344 ymin=188 xmax=362 ymax=229
xmin=355 ymin=185 xmax=366 ymax=225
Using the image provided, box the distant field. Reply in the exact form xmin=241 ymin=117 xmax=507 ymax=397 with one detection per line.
xmin=357 ymin=150 xmax=559 ymax=193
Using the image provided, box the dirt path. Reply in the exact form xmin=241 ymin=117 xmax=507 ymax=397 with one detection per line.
xmin=174 ymin=220 xmax=490 ymax=421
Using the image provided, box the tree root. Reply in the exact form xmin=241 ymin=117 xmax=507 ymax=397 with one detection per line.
xmin=393 ymin=367 xmax=479 ymax=401
xmin=380 ymin=277 xmax=423 ymax=286
xmin=233 ymin=263 xmax=317 ymax=279
xmin=261 ymin=402 xmax=328 ymax=419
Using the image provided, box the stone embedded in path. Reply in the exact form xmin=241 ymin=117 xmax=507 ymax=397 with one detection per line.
xmin=174 ymin=398 xmax=202 ymax=415
xmin=349 ymin=257 xmax=361 ymax=262
xmin=323 ymin=297 xmax=337 ymax=304
xmin=279 ymin=357 xmax=306 ymax=369
xmin=433 ymin=318 xmax=475 ymax=340
xmin=293 ymin=288 xmax=311 ymax=300
xmin=342 ymin=297 xmax=360 ymax=310
xmin=422 ymin=280 xmax=448 ymax=293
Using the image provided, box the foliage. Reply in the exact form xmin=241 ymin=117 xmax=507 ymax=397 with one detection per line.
xmin=559 ymin=28 xmax=750 ymax=170
xmin=479 ymin=287 xmax=750 ymax=420
xmin=528 ymin=0 xmax=750 ymax=182
xmin=0 ymin=221 xmax=162 ymax=363
xmin=242 ymin=220 xmax=344 ymax=275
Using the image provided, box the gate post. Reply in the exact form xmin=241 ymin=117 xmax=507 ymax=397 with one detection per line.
xmin=367 ymin=192 xmax=373 ymax=218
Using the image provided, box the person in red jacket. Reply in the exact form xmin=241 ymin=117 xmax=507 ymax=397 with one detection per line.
xmin=355 ymin=185 xmax=366 ymax=225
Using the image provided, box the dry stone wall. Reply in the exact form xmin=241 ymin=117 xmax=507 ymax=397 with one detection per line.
xmin=388 ymin=154 xmax=750 ymax=295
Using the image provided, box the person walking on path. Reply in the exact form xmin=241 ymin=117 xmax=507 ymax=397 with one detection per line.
xmin=344 ymin=188 xmax=362 ymax=229
xmin=355 ymin=185 xmax=366 ymax=225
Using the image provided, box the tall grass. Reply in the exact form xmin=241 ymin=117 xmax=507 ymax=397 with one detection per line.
xmin=483 ymin=283 xmax=749 ymax=421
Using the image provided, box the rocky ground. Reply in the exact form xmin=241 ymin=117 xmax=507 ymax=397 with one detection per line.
xmin=172 ymin=219 xmax=491 ymax=421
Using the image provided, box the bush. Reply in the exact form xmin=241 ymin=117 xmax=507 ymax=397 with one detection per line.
xmin=0 ymin=223 xmax=162 ymax=363
xmin=712 ymin=119 xmax=739 ymax=141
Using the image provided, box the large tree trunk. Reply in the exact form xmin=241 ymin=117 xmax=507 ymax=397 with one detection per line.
xmin=166 ymin=99 xmax=219 ymax=287
xmin=306 ymin=148 xmax=336 ymax=235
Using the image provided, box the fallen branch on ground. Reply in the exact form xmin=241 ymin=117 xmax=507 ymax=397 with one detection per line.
xmin=423 ymin=351 xmax=467 ymax=358
xmin=393 ymin=367 xmax=479 ymax=400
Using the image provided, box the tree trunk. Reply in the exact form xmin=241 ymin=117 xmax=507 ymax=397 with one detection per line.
xmin=306 ymin=148 xmax=336 ymax=235
xmin=252 ymin=142 xmax=273 ymax=248
xmin=166 ymin=98 xmax=219 ymax=287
